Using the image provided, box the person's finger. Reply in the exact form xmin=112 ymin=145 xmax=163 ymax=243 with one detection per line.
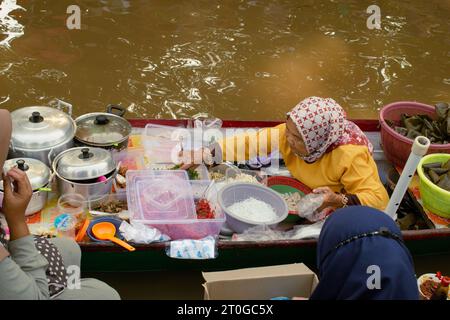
xmin=7 ymin=168 xmax=32 ymax=196
xmin=2 ymin=173 xmax=12 ymax=195
xmin=312 ymin=187 xmax=331 ymax=194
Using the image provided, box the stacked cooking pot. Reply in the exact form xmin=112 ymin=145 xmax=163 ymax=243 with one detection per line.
xmin=2 ymin=104 xmax=132 ymax=214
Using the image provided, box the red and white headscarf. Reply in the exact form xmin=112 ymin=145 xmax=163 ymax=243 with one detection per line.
xmin=288 ymin=96 xmax=373 ymax=163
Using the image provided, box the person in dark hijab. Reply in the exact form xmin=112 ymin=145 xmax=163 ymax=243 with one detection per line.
xmin=310 ymin=206 xmax=419 ymax=300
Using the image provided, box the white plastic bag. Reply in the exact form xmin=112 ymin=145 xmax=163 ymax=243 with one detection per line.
xmin=297 ymin=193 xmax=327 ymax=222
xmin=119 ymin=221 xmax=170 ymax=244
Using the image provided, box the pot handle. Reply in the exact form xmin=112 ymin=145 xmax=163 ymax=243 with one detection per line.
xmin=106 ymin=104 xmax=126 ymax=117
xmin=56 ymin=99 xmax=73 ymax=116
xmin=48 ymin=148 xmax=55 ymax=166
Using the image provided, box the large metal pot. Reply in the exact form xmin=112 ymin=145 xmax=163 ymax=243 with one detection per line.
xmin=74 ymin=105 xmax=132 ymax=151
xmin=9 ymin=105 xmax=76 ymax=167
xmin=52 ymin=147 xmax=116 ymax=199
xmin=0 ymin=158 xmax=51 ymax=216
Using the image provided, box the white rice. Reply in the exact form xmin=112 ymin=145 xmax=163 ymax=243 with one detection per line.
xmin=227 ymin=197 xmax=277 ymax=223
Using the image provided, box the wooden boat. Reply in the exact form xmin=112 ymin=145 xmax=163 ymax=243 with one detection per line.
xmin=79 ymin=119 xmax=450 ymax=272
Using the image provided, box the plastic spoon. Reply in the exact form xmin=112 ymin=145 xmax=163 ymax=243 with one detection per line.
xmin=92 ymin=222 xmax=135 ymax=251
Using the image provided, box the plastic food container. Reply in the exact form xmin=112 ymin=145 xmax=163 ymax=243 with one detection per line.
xmin=218 ymin=182 xmax=288 ymax=234
xmin=149 ymin=163 xmax=210 ymax=180
xmin=88 ymin=191 xmax=128 ymax=217
xmin=112 ymin=148 xmax=146 ymax=171
xmin=127 ymin=174 xmax=225 ymax=240
xmin=379 ymin=101 xmax=450 ymax=168
xmin=417 ymin=153 xmax=450 ymax=218
xmin=142 ymin=124 xmax=192 ymax=164
xmin=127 ymin=170 xmax=196 ymax=221
xmin=417 ymin=273 xmax=442 ymax=300
xmin=146 ymin=181 xmax=225 ymax=240
xmin=225 ymin=167 xmax=267 ymax=185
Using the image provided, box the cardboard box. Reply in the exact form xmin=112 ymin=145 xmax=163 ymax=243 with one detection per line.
xmin=202 ymin=263 xmax=318 ymax=300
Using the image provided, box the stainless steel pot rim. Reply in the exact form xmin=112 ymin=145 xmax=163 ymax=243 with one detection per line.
xmin=75 ymin=112 xmax=132 ymax=146
xmin=53 ymin=147 xmax=116 ymax=180
xmin=1 ymin=158 xmax=51 ymax=191
xmin=54 ymin=170 xmax=116 ymax=185
xmin=11 ymin=106 xmax=76 ymax=149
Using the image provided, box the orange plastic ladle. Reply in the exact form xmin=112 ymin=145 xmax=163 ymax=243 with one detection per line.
xmin=92 ymin=222 xmax=135 ymax=252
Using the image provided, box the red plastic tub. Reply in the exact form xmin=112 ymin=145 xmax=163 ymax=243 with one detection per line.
xmin=379 ymin=101 xmax=450 ymax=168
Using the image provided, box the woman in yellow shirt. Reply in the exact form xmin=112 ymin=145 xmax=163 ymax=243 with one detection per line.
xmin=184 ymin=97 xmax=389 ymax=211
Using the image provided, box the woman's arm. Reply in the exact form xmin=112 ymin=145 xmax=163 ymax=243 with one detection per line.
xmin=0 ymin=110 xmax=12 ymax=168
xmin=339 ymin=148 xmax=389 ymax=211
xmin=216 ymin=124 xmax=285 ymax=163
xmin=0 ymin=236 xmax=49 ymax=300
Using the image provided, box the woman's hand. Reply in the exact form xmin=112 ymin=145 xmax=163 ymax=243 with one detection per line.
xmin=178 ymin=147 xmax=213 ymax=170
xmin=2 ymin=168 xmax=32 ymax=224
xmin=312 ymin=186 xmax=343 ymax=211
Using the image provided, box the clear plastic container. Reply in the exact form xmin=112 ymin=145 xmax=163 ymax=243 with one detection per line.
xmin=149 ymin=163 xmax=210 ymax=180
xmin=88 ymin=191 xmax=128 ymax=217
xmin=143 ymin=180 xmax=225 ymax=240
xmin=112 ymin=148 xmax=147 ymax=192
xmin=142 ymin=124 xmax=189 ymax=164
xmin=57 ymin=194 xmax=86 ymax=216
xmin=112 ymin=148 xmax=146 ymax=171
xmin=127 ymin=170 xmax=196 ymax=221
xmin=225 ymin=168 xmax=268 ymax=185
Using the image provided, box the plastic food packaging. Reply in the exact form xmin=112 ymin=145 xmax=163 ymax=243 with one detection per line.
xmin=166 ymin=236 xmax=217 ymax=259
xmin=231 ymin=220 xmax=325 ymax=241
xmin=297 ymin=193 xmax=327 ymax=222
xmin=119 ymin=220 xmax=170 ymax=244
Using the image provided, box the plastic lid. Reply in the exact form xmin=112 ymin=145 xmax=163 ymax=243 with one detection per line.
xmin=75 ymin=112 xmax=131 ymax=146
xmin=126 ymin=170 xmax=196 ymax=221
xmin=55 ymin=147 xmax=116 ymax=180
xmin=1 ymin=158 xmax=51 ymax=191
xmin=11 ymin=106 xmax=75 ymax=149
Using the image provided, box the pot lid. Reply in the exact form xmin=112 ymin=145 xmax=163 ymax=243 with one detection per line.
xmin=56 ymin=147 xmax=116 ymax=180
xmin=75 ymin=113 xmax=132 ymax=146
xmin=11 ymin=106 xmax=75 ymax=150
xmin=1 ymin=158 xmax=51 ymax=191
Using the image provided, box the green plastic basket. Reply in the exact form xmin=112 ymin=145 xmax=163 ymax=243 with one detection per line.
xmin=417 ymin=153 xmax=450 ymax=218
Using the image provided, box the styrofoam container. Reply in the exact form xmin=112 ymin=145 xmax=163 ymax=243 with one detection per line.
xmin=218 ymin=182 xmax=288 ymax=234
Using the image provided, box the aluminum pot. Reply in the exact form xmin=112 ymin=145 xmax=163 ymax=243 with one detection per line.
xmin=0 ymin=158 xmax=52 ymax=216
xmin=9 ymin=104 xmax=76 ymax=167
xmin=74 ymin=105 xmax=132 ymax=151
xmin=52 ymin=147 xmax=117 ymax=199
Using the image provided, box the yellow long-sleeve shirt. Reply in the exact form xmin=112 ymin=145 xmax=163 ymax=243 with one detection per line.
xmin=218 ymin=123 xmax=389 ymax=210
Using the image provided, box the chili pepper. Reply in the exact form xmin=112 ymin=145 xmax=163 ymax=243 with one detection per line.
xmin=196 ymin=199 xmax=215 ymax=219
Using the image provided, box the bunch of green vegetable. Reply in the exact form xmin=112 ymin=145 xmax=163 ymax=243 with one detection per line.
xmin=170 ymin=164 xmax=200 ymax=180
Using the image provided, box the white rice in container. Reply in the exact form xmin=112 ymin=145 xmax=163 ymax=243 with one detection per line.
xmin=227 ymin=197 xmax=277 ymax=223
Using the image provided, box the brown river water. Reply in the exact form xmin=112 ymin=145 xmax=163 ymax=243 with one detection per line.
xmin=0 ymin=0 xmax=449 ymax=120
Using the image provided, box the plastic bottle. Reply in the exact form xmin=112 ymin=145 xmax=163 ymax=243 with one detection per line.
xmin=430 ymin=276 xmax=450 ymax=300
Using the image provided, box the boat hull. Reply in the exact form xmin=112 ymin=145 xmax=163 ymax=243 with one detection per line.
xmin=79 ymin=119 xmax=450 ymax=272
